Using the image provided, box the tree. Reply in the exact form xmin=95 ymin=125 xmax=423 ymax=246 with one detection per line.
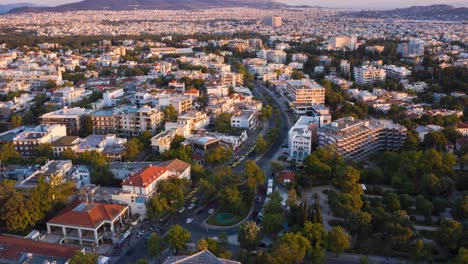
xmin=163 ymin=105 xmax=178 ymax=122
xmin=270 ymin=161 xmax=284 ymax=174
xmin=259 ymin=105 xmax=273 ymax=122
xmin=69 ymin=251 xmax=98 ymax=264
xmin=244 ymin=160 xmax=265 ymax=190
xmin=124 ymin=138 xmax=143 ymax=161
xmin=148 ymin=232 xmax=165 ymax=257
xmin=262 ymin=213 xmax=283 ymax=234
xmin=214 ymin=112 xmax=233 ymax=133
xmin=383 ymin=192 xmax=401 ymax=212
xmin=0 ymin=143 xmax=21 ymax=164
xmin=423 ymin=131 xmax=448 ymax=151
xmin=415 ymin=195 xmax=433 ymax=223
xmin=455 ymin=247 xmax=468 ymax=264
xmin=10 ymin=114 xmax=21 ymax=128
xmin=435 ymin=218 xmax=462 ymax=251
xmin=136 ymin=259 xmax=149 ymax=264
xmin=347 ymin=211 xmax=372 ymax=237
xmin=327 ymin=226 xmax=350 ymax=256
xmin=197 ymin=239 xmax=209 ymax=251
xmin=82 ymin=115 xmax=93 ymax=136
xmin=267 ymin=232 xmax=311 ymax=264
xmin=452 ymin=197 xmax=468 ymax=221
xmin=218 ymin=186 xmax=242 ymax=212
xmin=238 ymin=221 xmax=262 ymax=251
xmin=255 ymin=135 xmax=268 ymax=154
xmin=165 ymin=225 xmax=191 ymax=253
xmin=206 ymin=146 xmax=232 ymax=166
xmin=302 ymin=221 xmax=328 ymax=263
xmin=291 ymin=70 xmax=305 ymax=80
xmin=409 ymin=240 xmax=432 ymax=263
xmin=36 ymin=143 xmax=54 ymax=159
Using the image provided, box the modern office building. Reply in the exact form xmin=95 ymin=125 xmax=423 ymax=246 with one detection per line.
xmin=353 ymin=65 xmax=386 ymax=85
xmin=264 ymin=16 xmax=282 ymax=27
xmin=318 ymin=117 xmax=407 ymax=160
xmin=329 ymin=35 xmax=357 ymax=51
xmin=281 ymin=79 xmax=325 ymax=115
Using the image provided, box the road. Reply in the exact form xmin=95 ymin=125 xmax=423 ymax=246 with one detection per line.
xmin=115 ymin=81 xmax=292 ymax=264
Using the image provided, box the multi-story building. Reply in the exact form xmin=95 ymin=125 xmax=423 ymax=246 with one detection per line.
xmin=340 ymin=60 xmax=351 ymax=75
xmin=177 ymin=111 xmax=210 ymax=132
xmin=13 ymin=125 xmax=67 ymax=156
xmin=353 ymin=65 xmax=386 ymax=85
xmin=382 ymin=65 xmax=412 ymax=80
xmin=91 ymin=105 xmax=163 ymax=137
xmin=112 ymin=159 xmax=190 ymax=217
xmin=50 ymin=86 xmax=93 ymax=107
xmin=151 ymin=130 xmax=175 ymax=153
xmin=264 ymin=16 xmax=282 ymax=27
xmin=103 ymin=88 xmax=125 ymax=107
xmin=397 ymin=38 xmax=425 ymax=57
xmin=281 ymin=79 xmax=325 ymax=115
xmin=329 ymin=35 xmax=357 ymax=51
xmin=0 ymin=69 xmax=63 ymax=89
xmin=231 ymin=110 xmax=257 ymax=130
xmin=318 ymin=117 xmax=407 ymax=160
xmin=40 ymin=107 xmax=93 ymax=136
xmin=288 ymin=116 xmax=322 ymax=162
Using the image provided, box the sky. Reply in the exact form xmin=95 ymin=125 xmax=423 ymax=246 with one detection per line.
xmin=0 ymin=0 xmax=466 ymax=9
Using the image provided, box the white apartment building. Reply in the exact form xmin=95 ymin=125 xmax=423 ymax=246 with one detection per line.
xmin=231 ymin=110 xmax=257 ymax=130
xmin=318 ymin=117 xmax=407 ymax=160
xmin=13 ymin=124 xmax=67 ymax=156
xmin=103 ymin=88 xmax=125 ymax=107
xmin=281 ymin=79 xmax=325 ymax=115
xmin=353 ymin=65 xmax=386 ymax=85
xmin=382 ymin=65 xmax=412 ymax=80
xmin=51 ymin=86 xmax=93 ymax=107
xmin=329 ymin=35 xmax=357 ymax=51
xmin=289 ymin=116 xmax=322 ymax=162
xmin=0 ymin=69 xmax=63 ymax=89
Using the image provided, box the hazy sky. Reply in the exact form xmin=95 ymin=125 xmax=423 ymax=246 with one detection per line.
xmin=0 ymin=0 xmax=466 ymax=9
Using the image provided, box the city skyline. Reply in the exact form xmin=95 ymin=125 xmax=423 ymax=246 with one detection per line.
xmin=0 ymin=0 xmax=467 ymax=9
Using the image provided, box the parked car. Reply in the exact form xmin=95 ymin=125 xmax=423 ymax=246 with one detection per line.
xmin=178 ymin=207 xmax=185 ymax=213
xmin=188 ymin=203 xmax=196 ymax=210
xmin=185 ymin=218 xmax=193 ymax=224
xmin=208 ymin=208 xmax=215 ymax=214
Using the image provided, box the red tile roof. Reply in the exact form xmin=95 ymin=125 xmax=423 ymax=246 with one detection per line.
xmin=278 ymin=170 xmax=296 ymax=182
xmin=48 ymin=201 xmax=127 ymax=228
xmin=0 ymin=235 xmax=79 ymax=260
xmin=457 ymin=122 xmax=468 ymax=129
xmin=122 ymin=165 xmax=168 ymax=187
xmin=158 ymin=159 xmax=190 ymax=175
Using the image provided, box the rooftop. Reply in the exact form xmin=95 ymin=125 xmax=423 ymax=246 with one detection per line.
xmin=122 ymin=165 xmax=168 ymax=188
xmin=48 ymin=200 xmax=127 ymax=228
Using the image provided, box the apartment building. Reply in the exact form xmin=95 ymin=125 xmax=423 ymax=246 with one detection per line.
xmin=91 ymin=105 xmax=163 ymax=137
xmin=264 ymin=16 xmax=282 ymax=27
xmin=177 ymin=110 xmax=210 ymax=131
xmin=281 ymin=79 xmax=325 ymax=115
xmin=318 ymin=117 xmax=407 ymax=160
xmin=353 ymin=65 xmax=386 ymax=85
xmin=103 ymin=88 xmax=125 ymax=107
xmin=40 ymin=107 xmax=93 ymax=136
xmin=382 ymin=65 xmax=412 ymax=80
xmin=329 ymin=35 xmax=357 ymax=51
xmin=50 ymin=86 xmax=93 ymax=107
xmin=13 ymin=125 xmax=67 ymax=156
xmin=288 ymin=116 xmax=322 ymax=162
xmin=151 ymin=130 xmax=175 ymax=153
xmin=231 ymin=110 xmax=257 ymax=130
xmin=0 ymin=69 xmax=63 ymax=89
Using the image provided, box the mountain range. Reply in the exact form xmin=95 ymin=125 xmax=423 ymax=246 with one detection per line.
xmin=349 ymin=4 xmax=468 ymax=21
xmin=0 ymin=3 xmax=45 ymax=14
xmin=7 ymin=0 xmax=289 ymax=13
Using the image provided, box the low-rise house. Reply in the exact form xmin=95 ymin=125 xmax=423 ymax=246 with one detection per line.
xmin=46 ymin=201 xmax=130 ymax=246
xmin=51 ymin=136 xmax=81 ymax=157
xmin=456 ymin=122 xmax=468 ymax=136
xmin=112 ymin=159 xmax=190 ymax=217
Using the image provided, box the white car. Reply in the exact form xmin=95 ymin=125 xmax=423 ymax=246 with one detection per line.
xmin=185 ymin=218 xmax=193 ymax=224
xmin=208 ymin=208 xmax=215 ymax=214
xmin=188 ymin=203 xmax=196 ymax=210
xmin=178 ymin=207 xmax=185 ymax=213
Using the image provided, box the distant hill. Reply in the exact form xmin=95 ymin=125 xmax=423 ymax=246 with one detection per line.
xmin=0 ymin=2 xmax=45 ymax=14
xmin=8 ymin=0 xmax=289 ymax=13
xmin=349 ymin=4 xmax=468 ymax=21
